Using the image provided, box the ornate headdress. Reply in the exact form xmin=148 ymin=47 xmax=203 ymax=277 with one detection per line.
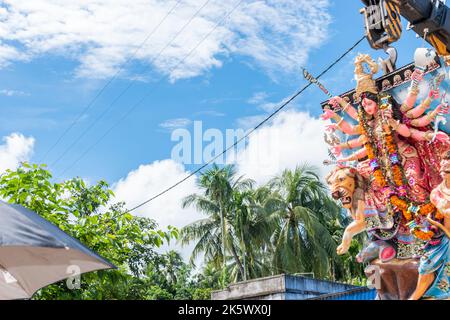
xmin=354 ymin=53 xmax=379 ymax=100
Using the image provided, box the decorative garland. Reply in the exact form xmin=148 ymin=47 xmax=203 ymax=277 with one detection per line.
xmin=358 ymin=94 xmax=442 ymax=241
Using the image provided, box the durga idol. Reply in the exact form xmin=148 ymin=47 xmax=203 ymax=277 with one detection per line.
xmin=322 ymin=52 xmax=450 ymax=260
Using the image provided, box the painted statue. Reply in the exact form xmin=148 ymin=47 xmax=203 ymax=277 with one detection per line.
xmin=322 ymin=49 xmax=450 ymax=299
xmin=410 ymin=151 xmax=450 ymax=299
xmin=322 ymin=52 xmax=450 ymax=259
xmin=325 ymin=166 xmax=367 ymax=255
xmin=326 ymin=166 xmax=396 ymax=261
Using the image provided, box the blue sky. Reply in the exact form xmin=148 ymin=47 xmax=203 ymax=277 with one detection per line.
xmin=0 ymin=0 xmax=434 ymax=241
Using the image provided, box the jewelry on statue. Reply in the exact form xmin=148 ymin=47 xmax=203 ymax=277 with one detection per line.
xmin=426 ymin=111 xmax=436 ymax=122
xmin=390 ymin=119 xmax=400 ymax=131
xmin=423 ymin=97 xmax=432 ymax=108
xmin=400 ymin=102 xmax=412 ymax=113
xmin=425 ymin=131 xmax=434 ymax=141
xmin=410 ymin=87 xmax=419 ymax=96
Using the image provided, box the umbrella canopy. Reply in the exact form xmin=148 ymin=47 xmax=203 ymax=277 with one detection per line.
xmin=0 ymin=201 xmax=116 ymax=299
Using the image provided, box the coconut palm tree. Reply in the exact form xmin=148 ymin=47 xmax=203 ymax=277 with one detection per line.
xmin=228 ymin=188 xmax=274 ymax=281
xmin=180 ymin=164 xmax=253 ymax=283
xmin=265 ymin=165 xmax=341 ymax=278
xmin=181 ymin=164 xmax=361 ymax=284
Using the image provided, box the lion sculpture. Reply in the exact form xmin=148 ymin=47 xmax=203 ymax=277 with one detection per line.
xmin=326 ymin=166 xmax=396 ymax=262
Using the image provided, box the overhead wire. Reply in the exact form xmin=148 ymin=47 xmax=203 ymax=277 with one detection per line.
xmin=48 ymin=0 xmax=213 ymax=168
xmin=38 ymin=0 xmax=184 ymax=164
xmin=55 ymin=0 xmax=245 ymax=179
xmin=126 ymin=35 xmax=367 ymax=213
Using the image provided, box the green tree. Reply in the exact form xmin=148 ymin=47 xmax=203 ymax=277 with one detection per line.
xmin=228 ymin=188 xmax=273 ymax=281
xmin=255 ymin=165 xmax=341 ymax=278
xmin=180 ymin=164 xmax=253 ymax=285
xmin=0 ymin=163 xmax=176 ymax=299
xmin=180 ymin=165 xmax=359 ymax=284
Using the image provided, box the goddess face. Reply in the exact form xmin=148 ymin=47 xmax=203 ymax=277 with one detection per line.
xmin=362 ymin=97 xmax=378 ymax=116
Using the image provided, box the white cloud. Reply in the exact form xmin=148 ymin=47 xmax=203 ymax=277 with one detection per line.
xmin=0 ymin=41 xmax=28 ymax=67
xmin=0 ymin=133 xmax=35 ymax=173
xmin=232 ymin=109 xmax=330 ymax=185
xmin=235 ymin=114 xmax=268 ymax=130
xmin=248 ymin=91 xmax=269 ymax=105
xmin=246 ymin=91 xmax=295 ymax=112
xmin=113 ymin=159 xmax=201 ymax=228
xmin=0 ymin=89 xmax=29 ymax=96
xmin=112 ymin=108 xmax=330 ymax=262
xmin=112 ymin=159 xmax=202 ymax=260
xmin=159 ymin=118 xmax=192 ymax=130
xmin=0 ymin=0 xmax=331 ymax=80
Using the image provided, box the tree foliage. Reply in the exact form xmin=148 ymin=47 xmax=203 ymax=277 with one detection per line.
xmin=181 ymin=164 xmax=366 ymax=285
xmin=0 ymin=163 xmax=189 ymax=299
xmin=0 ymin=162 xmax=365 ymax=299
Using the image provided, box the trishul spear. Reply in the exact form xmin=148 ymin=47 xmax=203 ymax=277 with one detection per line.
xmin=302 ymin=67 xmax=333 ymax=99
xmin=302 ymin=67 xmax=343 ymax=165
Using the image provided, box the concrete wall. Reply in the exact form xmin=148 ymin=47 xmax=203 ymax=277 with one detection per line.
xmin=211 ymin=274 xmax=359 ymax=300
xmin=211 ymin=275 xmax=286 ymax=300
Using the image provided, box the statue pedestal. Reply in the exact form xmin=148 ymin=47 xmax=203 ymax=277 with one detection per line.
xmin=365 ymin=258 xmax=419 ymax=300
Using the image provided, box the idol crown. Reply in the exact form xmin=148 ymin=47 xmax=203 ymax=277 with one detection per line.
xmin=354 ymin=53 xmax=379 ymax=100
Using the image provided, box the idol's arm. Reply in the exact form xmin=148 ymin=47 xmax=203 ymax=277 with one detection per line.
xmin=331 ymin=136 xmax=367 ymax=156
xmin=328 ymin=121 xmax=362 ymax=135
xmin=386 ymin=112 xmax=439 ymax=139
xmin=337 ymin=200 xmax=366 ymax=255
xmin=427 ymin=215 xmax=450 ymax=239
xmin=401 ymin=69 xmax=423 ymax=113
xmin=388 ymin=119 xmax=412 ymax=138
xmin=337 ymin=148 xmax=368 ymax=163
xmin=428 ymin=189 xmax=450 ymax=238
xmin=331 ymin=114 xmax=361 ymax=135
xmin=407 ymin=127 xmax=449 ymax=142
xmin=410 ymin=104 xmax=446 ymax=127
xmin=322 ymin=109 xmax=362 ymax=135
xmin=338 ymin=99 xmax=359 ymax=121
xmin=445 ymin=211 xmax=450 ymax=236
xmin=405 ymin=92 xmax=435 ymax=119
xmin=328 ymin=96 xmax=359 ymax=121
xmin=401 ymin=91 xmax=419 ymax=113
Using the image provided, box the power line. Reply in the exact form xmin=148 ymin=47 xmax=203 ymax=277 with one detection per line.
xmin=55 ymin=0 xmax=245 ymax=179
xmin=48 ymin=0 xmax=213 ymax=168
xmin=38 ymin=0 xmax=183 ymax=164
xmin=127 ymin=35 xmax=367 ymax=213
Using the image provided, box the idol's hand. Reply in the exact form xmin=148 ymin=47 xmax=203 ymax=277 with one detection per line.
xmin=437 ymin=104 xmax=450 ymax=115
xmin=321 ymin=108 xmax=336 ymax=121
xmin=328 ymin=96 xmax=342 ymax=109
xmin=325 ymin=124 xmax=338 ymax=132
xmin=337 ymin=234 xmax=351 ymax=255
xmin=429 ymin=88 xmax=440 ymax=100
xmin=381 ymin=107 xmax=393 ymax=119
xmin=331 ymin=145 xmax=342 ymax=156
xmin=411 ymin=69 xmax=424 ymax=82
xmin=336 ymin=158 xmax=349 ymax=166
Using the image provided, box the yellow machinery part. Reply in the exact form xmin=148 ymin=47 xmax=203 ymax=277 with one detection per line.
xmin=428 ymin=34 xmax=450 ymax=57
xmin=385 ymin=1 xmax=402 ymax=43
